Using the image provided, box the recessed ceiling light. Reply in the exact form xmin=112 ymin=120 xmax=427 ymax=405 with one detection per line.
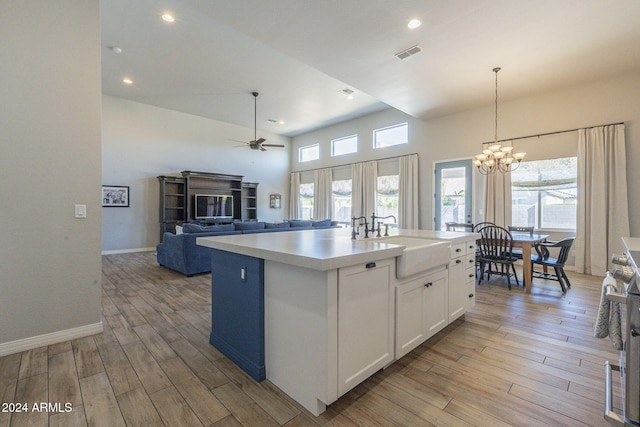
xmin=161 ymin=13 xmax=175 ymax=23
xmin=267 ymin=119 xmax=286 ymax=125
xmin=338 ymin=88 xmax=355 ymax=100
xmin=122 ymin=77 xmax=133 ymax=85
xmin=407 ymin=19 xmax=422 ymax=29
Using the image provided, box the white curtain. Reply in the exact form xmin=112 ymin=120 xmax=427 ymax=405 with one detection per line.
xmin=313 ymin=168 xmax=333 ymax=220
xmin=289 ymin=172 xmax=300 ymax=220
xmin=483 ymin=171 xmax=512 ymax=228
xmin=352 ymin=163 xmax=363 ymax=219
xmin=363 ymin=161 xmax=378 ymax=220
xmin=398 ymin=154 xmax=419 ymax=229
xmin=575 ymin=124 xmax=629 ymax=275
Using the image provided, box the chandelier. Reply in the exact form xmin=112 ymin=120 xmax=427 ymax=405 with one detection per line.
xmin=473 ymin=67 xmax=526 ymax=175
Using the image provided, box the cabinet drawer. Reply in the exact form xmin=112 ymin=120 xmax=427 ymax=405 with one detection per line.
xmin=467 ymin=281 xmax=476 ymax=309
xmin=465 ymin=254 xmax=475 ymax=268
xmin=451 ymin=243 xmax=466 ymax=258
xmin=465 ymin=267 xmax=476 ymax=283
xmin=466 ymin=241 xmax=477 ymax=255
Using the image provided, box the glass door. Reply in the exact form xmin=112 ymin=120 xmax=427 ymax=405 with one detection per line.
xmin=434 ymin=160 xmax=472 ymax=231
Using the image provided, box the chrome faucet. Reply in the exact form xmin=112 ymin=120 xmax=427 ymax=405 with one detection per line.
xmin=371 ymin=214 xmax=397 ymax=237
xmin=351 ymin=216 xmax=369 ymax=239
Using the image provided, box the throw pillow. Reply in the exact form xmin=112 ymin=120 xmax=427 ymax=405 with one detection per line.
xmin=265 ymin=221 xmax=290 ymax=229
xmin=312 ymin=219 xmax=332 ymax=227
xmin=182 ymin=223 xmax=235 ymax=233
xmin=289 ymin=220 xmax=312 ymax=228
xmin=234 ymin=221 xmax=266 ymax=231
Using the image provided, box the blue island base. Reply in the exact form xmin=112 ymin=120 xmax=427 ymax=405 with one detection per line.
xmin=209 ymin=249 xmax=265 ymax=381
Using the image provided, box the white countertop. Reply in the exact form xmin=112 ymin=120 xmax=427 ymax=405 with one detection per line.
xmin=622 ymin=236 xmax=640 ymax=253
xmin=197 ymin=228 xmax=479 ymax=271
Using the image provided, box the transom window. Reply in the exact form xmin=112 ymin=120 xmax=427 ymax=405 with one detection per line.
xmin=298 ymin=144 xmax=319 ymax=162
xmin=511 ymin=157 xmax=577 ymax=230
xmin=331 ymin=135 xmax=358 ymax=156
xmin=373 ymin=123 xmax=408 ymax=149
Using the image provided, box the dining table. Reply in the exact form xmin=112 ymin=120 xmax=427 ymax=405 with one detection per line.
xmin=510 ymin=233 xmax=550 ymax=293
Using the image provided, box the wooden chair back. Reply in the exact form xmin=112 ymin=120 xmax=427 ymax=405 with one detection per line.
xmin=478 ymin=225 xmax=514 ymax=261
xmin=473 ymin=222 xmax=495 ymax=232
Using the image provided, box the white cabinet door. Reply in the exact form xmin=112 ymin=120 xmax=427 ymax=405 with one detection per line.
xmin=338 ymin=259 xmax=394 ymax=396
xmin=423 ymin=269 xmax=449 ymax=338
xmin=396 ymin=278 xmax=426 ymax=358
xmin=396 ymin=268 xmax=448 ymax=359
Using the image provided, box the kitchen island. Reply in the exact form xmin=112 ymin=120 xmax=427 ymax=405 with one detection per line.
xmin=197 ymin=227 xmax=478 ymax=415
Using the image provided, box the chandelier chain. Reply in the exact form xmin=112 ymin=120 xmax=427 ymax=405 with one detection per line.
xmin=494 ymin=67 xmax=499 ymax=143
xmin=472 ymin=66 xmax=526 ymax=175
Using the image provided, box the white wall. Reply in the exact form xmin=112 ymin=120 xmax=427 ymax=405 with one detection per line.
xmin=101 ymin=96 xmax=291 ymax=252
xmin=0 ymin=0 xmax=103 ymax=350
xmin=291 ymin=70 xmax=640 ymax=237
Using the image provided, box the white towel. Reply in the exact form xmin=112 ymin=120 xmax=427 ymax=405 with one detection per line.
xmin=594 ymin=274 xmax=623 ymax=350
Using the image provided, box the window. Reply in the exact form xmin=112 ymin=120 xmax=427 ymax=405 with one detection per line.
xmin=332 ymin=179 xmax=352 ymax=224
xmin=298 ymin=144 xmax=319 ymax=162
xmin=331 ymin=135 xmax=358 ymax=156
xmin=376 ymin=175 xmax=399 ymax=221
xmin=373 ymin=123 xmax=408 ymax=148
xmin=511 ymin=157 xmax=577 ymax=230
xmin=299 ymin=183 xmax=314 ymax=220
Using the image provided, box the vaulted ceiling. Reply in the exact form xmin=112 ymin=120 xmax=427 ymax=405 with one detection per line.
xmin=101 ymin=0 xmax=640 ymax=137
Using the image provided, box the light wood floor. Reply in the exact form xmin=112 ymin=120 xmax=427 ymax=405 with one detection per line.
xmin=0 ymin=252 xmax=623 ymax=426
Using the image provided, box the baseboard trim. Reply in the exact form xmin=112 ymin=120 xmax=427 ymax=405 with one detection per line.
xmin=102 ymin=247 xmax=156 ymax=255
xmin=0 ymin=322 xmax=104 ymax=357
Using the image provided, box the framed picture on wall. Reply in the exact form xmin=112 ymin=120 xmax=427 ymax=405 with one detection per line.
xmin=270 ymin=193 xmax=281 ymax=209
xmin=102 ymin=185 xmax=130 ymax=207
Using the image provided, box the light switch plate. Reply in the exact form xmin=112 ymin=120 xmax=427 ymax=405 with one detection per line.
xmin=75 ymin=204 xmax=87 ymax=218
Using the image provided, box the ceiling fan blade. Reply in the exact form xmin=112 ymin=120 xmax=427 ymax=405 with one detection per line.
xmin=262 ymin=144 xmax=285 ymax=148
xmin=255 ymin=137 xmax=266 ymax=144
xmin=260 ymin=146 xmax=267 ymax=151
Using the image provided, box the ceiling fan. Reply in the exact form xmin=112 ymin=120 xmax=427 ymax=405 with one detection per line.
xmin=240 ymin=92 xmax=284 ymax=151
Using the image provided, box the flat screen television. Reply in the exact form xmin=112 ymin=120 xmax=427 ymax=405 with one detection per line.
xmin=194 ymin=194 xmax=234 ymax=220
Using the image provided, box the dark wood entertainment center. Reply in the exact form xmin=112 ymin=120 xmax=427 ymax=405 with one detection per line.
xmin=157 ymin=171 xmax=258 ymax=239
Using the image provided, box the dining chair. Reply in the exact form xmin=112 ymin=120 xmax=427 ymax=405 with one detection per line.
xmin=445 ymin=222 xmax=474 ymax=232
xmin=473 ymin=222 xmax=494 ymax=232
xmin=531 ymin=237 xmax=575 ymax=293
xmin=507 ymin=225 xmax=534 ymax=260
xmin=472 ymin=222 xmax=494 ymax=277
xmin=477 ymin=225 xmax=520 ymax=290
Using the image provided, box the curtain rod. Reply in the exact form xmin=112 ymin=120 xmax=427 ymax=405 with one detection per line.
xmin=292 ymin=152 xmax=419 ymax=174
xmin=482 ymin=121 xmax=624 ymax=145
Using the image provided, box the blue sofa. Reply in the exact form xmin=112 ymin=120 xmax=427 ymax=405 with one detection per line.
xmin=156 ymin=220 xmax=338 ymax=276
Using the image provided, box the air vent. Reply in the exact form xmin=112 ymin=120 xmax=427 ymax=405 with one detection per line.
xmin=395 ymin=45 xmax=422 ymax=60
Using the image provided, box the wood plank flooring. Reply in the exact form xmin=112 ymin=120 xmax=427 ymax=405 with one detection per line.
xmin=0 ymin=251 xmax=622 ymax=426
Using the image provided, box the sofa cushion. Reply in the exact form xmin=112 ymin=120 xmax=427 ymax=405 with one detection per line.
xmin=265 ymin=221 xmax=290 ymax=229
xmin=183 ymin=223 xmax=235 ymax=233
xmin=312 ymin=219 xmax=332 ymax=227
xmin=234 ymin=221 xmax=266 ymax=231
xmin=289 ymin=220 xmax=312 ymax=228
